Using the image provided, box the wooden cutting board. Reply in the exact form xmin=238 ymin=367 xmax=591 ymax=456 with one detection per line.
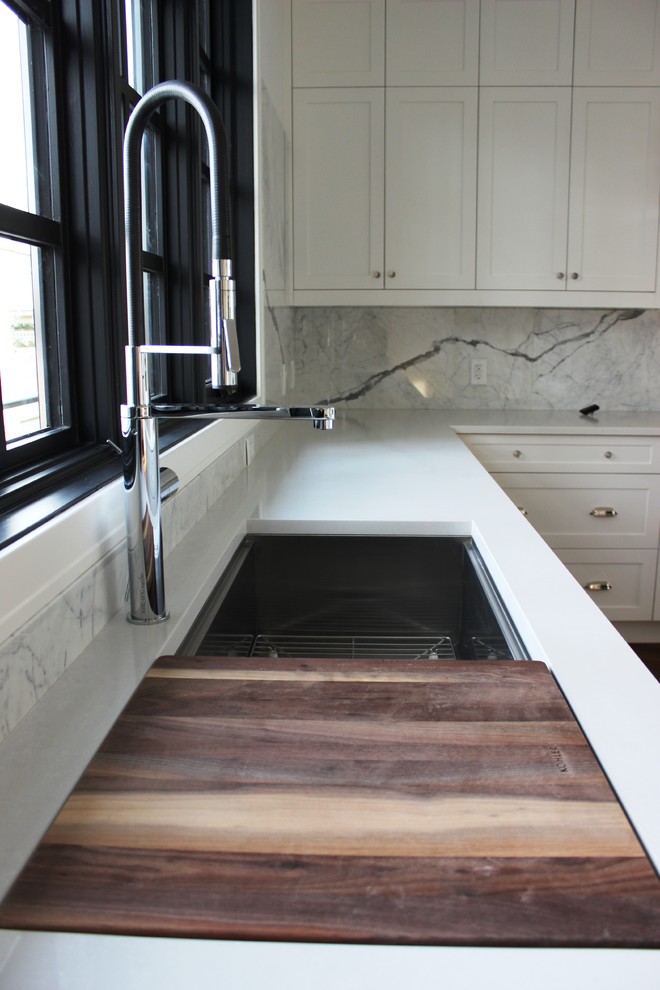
xmin=1 ymin=657 xmax=659 ymax=946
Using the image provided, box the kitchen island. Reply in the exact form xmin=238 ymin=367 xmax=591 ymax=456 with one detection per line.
xmin=1 ymin=410 xmax=659 ymax=987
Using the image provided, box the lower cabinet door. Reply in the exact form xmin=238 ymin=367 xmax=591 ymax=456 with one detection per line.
xmin=555 ymin=548 xmax=657 ymax=621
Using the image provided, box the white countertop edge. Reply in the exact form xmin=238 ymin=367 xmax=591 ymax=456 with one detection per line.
xmin=1 ymin=931 xmax=659 ymax=990
xmin=449 ymin=409 xmax=660 ymax=434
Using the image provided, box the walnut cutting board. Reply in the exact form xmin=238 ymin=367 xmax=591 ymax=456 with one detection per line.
xmin=1 ymin=657 xmax=659 ymax=946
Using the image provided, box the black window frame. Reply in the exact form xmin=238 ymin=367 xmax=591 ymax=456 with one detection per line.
xmin=0 ymin=0 xmax=72 ymax=469
xmin=0 ymin=0 xmax=255 ymax=550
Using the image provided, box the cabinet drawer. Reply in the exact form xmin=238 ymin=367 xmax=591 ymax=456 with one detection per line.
xmin=556 ymin=549 xmax=657 ymax=621
xmin=465 ymin=434 xmax=660 ymax=472
xmin=493 ymin=473 xmax=660 ymax=549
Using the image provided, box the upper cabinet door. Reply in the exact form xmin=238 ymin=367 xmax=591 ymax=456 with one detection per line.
xmin=386 ymin=0 xmax=479 ymax=85
xmin=292 ymin=89 xmax=385 ymax=289
xmin=480 ymin=0 xmax=575 ymax=85
xmin=477 ymin=87 xmax=571 ymax=290
xmin=385 ymin=88 xmax=478 ymax=288
xmin=574 ymin=0 xmax=660 ymax=86
xmin=567 ymin=88 xmax=660 ymax=292
xmin=292 ymin=0 xmax=385 ymax=86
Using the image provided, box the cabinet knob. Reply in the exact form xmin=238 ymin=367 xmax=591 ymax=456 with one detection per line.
xmin=517 ymin=506 xmax=528 ymax=516
xmin=372 ymin=271 xmax=381 ymax=279
xmin=589 ymin=506 xmax=618 ymax=517
xmin=556 ymin=272 xmax=565 ymax=280
xmin=570 ymin=272 xmax=579 ymax=280
xmin=585 ymin=581 xmax=613 ymax=592
xmin=512 ymin=449 xmax=522 ymax=458
xmin=387 ymin=270 xmax=396 ymax=279
xmin=604 ymin=450 xmax=613 ymax=459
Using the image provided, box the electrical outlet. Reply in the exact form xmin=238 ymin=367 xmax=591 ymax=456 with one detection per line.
xmin=471 ymin=358 xmax=487 ymax=386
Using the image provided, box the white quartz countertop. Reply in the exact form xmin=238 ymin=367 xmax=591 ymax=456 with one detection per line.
xmin=1 ymin=409 xmax=659 ymax=989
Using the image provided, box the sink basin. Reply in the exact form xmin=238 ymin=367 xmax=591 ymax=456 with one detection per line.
xmin=180 ymin=534 xmax=529 ymax=661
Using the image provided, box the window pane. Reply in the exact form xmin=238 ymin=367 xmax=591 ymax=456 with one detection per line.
xmin=0 ymin=3 xmax=38 ymax=214
xmin=143 ymin=270 xmax=166 ymax=396
xmin=200 ymin=68 xmax=211 ymax=167
xmin=125 ymin=0 xmax=157 ymax=95
xmin=0 ymin=238 xmax=62 ymax=443
xmin=141 ymin=124 xmax=161 ymax=253
xmin=201 ymin=173 xmax=211 ymax=271
xmin=199 ymin=0 xmax=210 ymax=56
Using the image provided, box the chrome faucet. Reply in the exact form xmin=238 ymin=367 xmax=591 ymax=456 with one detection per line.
xmin=120 ymin=81 xmax=334 ymax=625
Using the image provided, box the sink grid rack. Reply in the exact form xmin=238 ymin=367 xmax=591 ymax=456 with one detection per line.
xmin=194 ymin=632 xmax=458 ymax=661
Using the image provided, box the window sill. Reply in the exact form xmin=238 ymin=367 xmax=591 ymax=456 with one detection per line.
xmin=0 ymin=420 xmax=211 ymax=552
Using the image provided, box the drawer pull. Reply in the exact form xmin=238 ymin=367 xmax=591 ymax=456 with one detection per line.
xmin=590 ymin=506 xmax=618 ymax=518
xmin=517 ymin=506 xmax=528 ymax=516
xmin=604 ymin=450 xmax=613 ymax=459
xmin=585 ymin=581 xmax=613 ymax=592
xmin=512 ymin=449 xmax=522 ymax=458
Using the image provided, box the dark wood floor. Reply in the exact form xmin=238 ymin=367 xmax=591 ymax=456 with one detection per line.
xmin=629 ymin=644 xmax=660 ymax=681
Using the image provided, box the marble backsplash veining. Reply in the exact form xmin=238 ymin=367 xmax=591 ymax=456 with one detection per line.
xmin=264 ymin=306 xmax=660 ymax=412
xmin=0 ymin=431 xmax=255 ymax=742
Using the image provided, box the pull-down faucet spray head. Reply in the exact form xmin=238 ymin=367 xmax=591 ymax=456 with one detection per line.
xmin=123 ymin=79 xmax=239 ymax=397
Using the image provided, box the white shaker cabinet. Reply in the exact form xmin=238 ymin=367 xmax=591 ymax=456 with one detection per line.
xmin=386 ymin=0 xmax=479 ymax=85
xmin=480 ymin=0 xmax=575 ymax=85
xmin=477 ymin=88 xmax=571 ymax=290
xmin=292 ymin=0 xmax=480 ymax=88
xmin=290 ymin=0 xmax=660 ymax=305
xmin=291 ymin=0 xmax=385 ymax=86
xmin=384 ymin=88 xmax=477 ymax=289
xmin=574 ymin=0 xmax=660 ymax=86
xmin=292 ymin=89 xmax=385 ymax=289
xmin=463 ymin=432 xmax=660 ymax=622
xmin=478 ymin=87 xmax=660 ymax=293
xmin=566 ymin=88 xmax=660 ymax=292
xmin=293 ymin=87 xmax=477 ymax=290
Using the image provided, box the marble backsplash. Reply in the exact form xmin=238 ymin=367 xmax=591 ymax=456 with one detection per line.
xmin=264 ymin=305 xmax=660 ymax=412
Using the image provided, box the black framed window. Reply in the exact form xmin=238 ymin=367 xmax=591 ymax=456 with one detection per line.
xmin=0 ymin=0 xmax=255 ymax=548
xmin=0 ymin=0 xmax=69 ymax=467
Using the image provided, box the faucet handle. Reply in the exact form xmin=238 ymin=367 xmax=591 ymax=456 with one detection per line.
xmin=210 ymin=268 xmax=241 ymax=388
xmin=222 ymin=318 xmax=241 ymax=373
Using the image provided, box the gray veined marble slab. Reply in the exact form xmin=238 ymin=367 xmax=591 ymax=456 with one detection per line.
xmin=264 ymin=307 xmax=660 ymax=412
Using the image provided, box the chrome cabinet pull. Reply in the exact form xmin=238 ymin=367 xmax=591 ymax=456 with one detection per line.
xmin=517 ymin=506 xmax=528 ymax=516
xmin=387 ymin=270 xmax=396 ymax=279
xmin=604 ymin=450 xmax=613 ymax=459
xmin=556 ymin=272 xmax=565 ymax=279
xmin=570 ymin=272 xmax=579 ymax=279
xmin=585 ymin=581 xmax=613 ymax=592
xmin=512 ymin=449 xmax=522 ymax=458
xmin=590 ymin=506 xmax=618 ymax=517
xmin=372 ymin=271 xmax=381 ymax=279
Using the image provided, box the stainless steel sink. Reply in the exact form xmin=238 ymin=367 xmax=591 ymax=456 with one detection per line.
xmin=179 ymin=534 xmax=529 ymax=661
